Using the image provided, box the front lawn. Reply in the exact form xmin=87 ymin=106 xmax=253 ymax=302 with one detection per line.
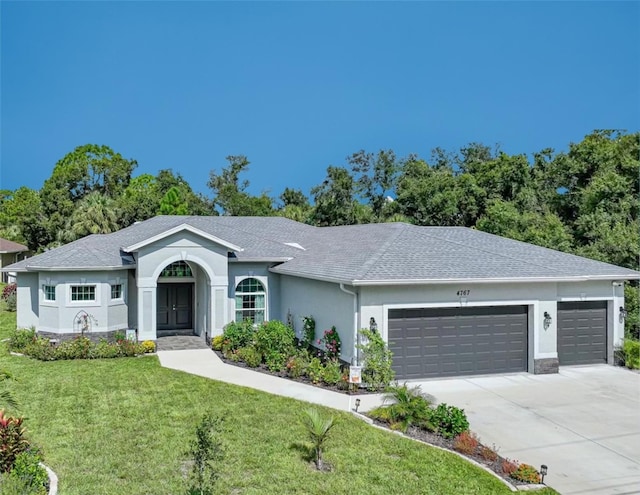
xmin=0 ymin=311 xmax=557 ymax=494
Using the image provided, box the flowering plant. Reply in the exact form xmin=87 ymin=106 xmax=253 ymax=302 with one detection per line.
xmin=318 ymin=326 xmax=341 ymax=360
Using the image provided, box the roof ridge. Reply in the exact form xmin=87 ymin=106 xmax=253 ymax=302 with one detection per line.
xmin=355 ymin=223 xmax=409 ymax=280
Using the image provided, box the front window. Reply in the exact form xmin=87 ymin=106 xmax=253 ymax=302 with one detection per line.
xmin=71 ymin=285 xmax=96 ymax=302
xmin=43 ymin=285 xmax=56 ymax=301
xmin=235 ymin=278 xmax=266 ymax=324
xmin=111 ymin=284 xmax=123 ymax=300
xmin=160 ymin=261 xmax=193 ymax=277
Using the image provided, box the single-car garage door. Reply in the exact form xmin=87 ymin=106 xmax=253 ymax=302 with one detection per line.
xmin=388 ymin=306 xmax=528 ymax=379
xmin=557 ymin=301 xmax=607 ymax=366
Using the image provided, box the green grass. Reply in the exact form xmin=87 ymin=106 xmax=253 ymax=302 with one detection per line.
xmin=0 ymin=311 xmax=558 ymax=495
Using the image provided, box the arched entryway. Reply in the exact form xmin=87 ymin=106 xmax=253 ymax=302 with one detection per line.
xmin=157 ymin=261 xmax=194 ymax=336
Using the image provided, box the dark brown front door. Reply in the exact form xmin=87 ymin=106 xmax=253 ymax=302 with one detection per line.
xmin=157 ymin=283 xmax=193 ymax=331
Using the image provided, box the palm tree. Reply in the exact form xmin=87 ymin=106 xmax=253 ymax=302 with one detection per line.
xmin=64 ymin=191 xmax=119 ymax=241
xmin=302 ymin=408 xmax=336 ymax=470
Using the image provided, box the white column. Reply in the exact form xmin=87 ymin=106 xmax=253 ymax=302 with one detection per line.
xmin=137 ymin=284 xmax=157 ymax=341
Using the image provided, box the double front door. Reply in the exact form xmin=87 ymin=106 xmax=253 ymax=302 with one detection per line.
xmin=157 ymin=283 xmax=193 ymax=331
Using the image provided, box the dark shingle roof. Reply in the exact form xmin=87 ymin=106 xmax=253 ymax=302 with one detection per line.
xmin=5 ymin=217 xmax=639 ymax=283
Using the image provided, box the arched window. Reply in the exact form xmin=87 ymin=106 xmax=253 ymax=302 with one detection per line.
xmin=160 ymin=261 xmax=193 ymax=278
xmin=235 ymin=278 xmax=266 ymax=324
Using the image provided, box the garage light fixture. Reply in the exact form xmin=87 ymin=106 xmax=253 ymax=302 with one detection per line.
xmin=540 ymin=464 xmax=548 ymax=483
xmin=543 ymin=311 xmax=552 ymax=329
xmin=369 ymin=317 xmax=378 ymax=334
xmin=620 ymin=306 xmax=628 ymax=320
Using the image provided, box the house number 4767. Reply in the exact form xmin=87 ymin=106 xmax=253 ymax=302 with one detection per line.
xmin=457 ymin=290 xmax=471 ymax=296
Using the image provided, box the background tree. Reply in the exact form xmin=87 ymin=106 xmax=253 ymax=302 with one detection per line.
xmin=208 ymin=156 xmax=274 ymax=216
xmin=39 ymin=144 xmax=137 ymax=248
xmin=311 ymin=166 xmax=370 ymax=226
xmin=348 ymin=149 xmax=399 ymax=221
xmin=277 ymin=188 xmax=312 ymax=223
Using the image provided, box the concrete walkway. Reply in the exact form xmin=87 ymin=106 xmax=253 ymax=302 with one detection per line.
xmin=157 ymin=348 xmax=384 ymax=411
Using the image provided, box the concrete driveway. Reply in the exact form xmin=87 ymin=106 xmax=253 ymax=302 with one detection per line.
xmin=409 ymin=365 xmax=640 ymax=495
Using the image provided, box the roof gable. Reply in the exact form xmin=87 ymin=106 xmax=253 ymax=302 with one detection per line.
xmin=123 ymin=223 xmax=243 ymax=253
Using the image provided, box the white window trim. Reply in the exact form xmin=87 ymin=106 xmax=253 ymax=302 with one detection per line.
xmin=41 ymin=283 xmax=58 ymax=307
xmin=67 ymin=283 xmax=101 ymax=308
xmin=109 ymin=282 xmax=125 ymax=305
xmin=234 ymin=276 xmax=268 ymax=323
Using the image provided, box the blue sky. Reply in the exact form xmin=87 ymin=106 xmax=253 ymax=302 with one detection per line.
xmin=1 ymin=1 xmax=638 ymax=199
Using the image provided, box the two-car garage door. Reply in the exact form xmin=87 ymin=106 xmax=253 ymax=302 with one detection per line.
xmin=388 ymin=306 xmax=528 ymax=380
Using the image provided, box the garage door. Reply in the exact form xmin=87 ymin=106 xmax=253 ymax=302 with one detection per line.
xmin=388 ymin=306 xmax=528 ymax=379
xmin=557 ymin=301 xmax=607 ymax=365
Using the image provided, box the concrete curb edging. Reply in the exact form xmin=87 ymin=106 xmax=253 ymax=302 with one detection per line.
xmin=350 ymin=411 xmax=548 ymax=493
xmin=40 ymin=462 xmax=58 ymax=495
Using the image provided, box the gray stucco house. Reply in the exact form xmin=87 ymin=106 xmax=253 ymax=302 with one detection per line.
xmin=4 ymin=216 xmax=639 ymax=379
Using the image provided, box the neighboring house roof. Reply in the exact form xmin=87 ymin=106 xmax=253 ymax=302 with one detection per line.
xmin=4 ymin=216 xmax=640 ymax=283
xmin=0 ymin=238 xmax=28 ymax=254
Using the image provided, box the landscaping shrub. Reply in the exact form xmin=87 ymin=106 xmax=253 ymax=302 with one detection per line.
xmin=286 ymin=352 xmax=309 ymax=379
xmin=1 ymin=284 xmax=16 ymax=302
xmin=318 ymin=327 xmax=341 ymax=360
xmin=221 ymin=320 xmax=255 ymax=352
xmin=8 ymin=328 xmax=36 ymax=353
xmin=255 ymin=321 xmax=295 ymax=372
xmin=501 ymin=458 xmax=519 ymax=477
xmin=0 ymin=411 xmax=30 ymax=473
xmin=1 ymin=285 xmax=17 ymax=311
xmin=301 ymin=316 xmax=316 ymax=347
xmin=113 ymin=330 xmax=126 ymax=343
xmin=616 ymin=339 xmax=640 ymax=369
xmin=320 ymin=360 xmax=342 ymax=386
xmin=255 ymin=321 xmax=295 ymax=358
xmin=211 ymin=335 xmax=224 ymax=351
xmin=510 ymin=463 xmax=541 ymax=483
xmin=8 ymin=329 xmax=149 ymax=361
xmin=23 ymin=338 xmax=56 ymax=361
xmin=90 ymin=339 xmax=121 ymax=359
xmin=185 ymin=413 xmax=224 ymax=495
xmin=479 ymin=444 xmax=499 ymax=463
xmin=55 ymin=336 xmax=92 ymax=359
xmin=429 ymin=403 xmax=469 ymax=439
xmin=453 ymin=431 xmax=480 ymax=456
xmin=236 ymin=347 xmax=262 ymax=368
xmin=141 ymin=340 xmax=156 ymax=353
xmin=357 ymin=328 xmax=395 ymax=391
xmin=307 ymin=357 xmax=324 ymax=384
xmin=6 ymin=448 xmax=48 ymax=494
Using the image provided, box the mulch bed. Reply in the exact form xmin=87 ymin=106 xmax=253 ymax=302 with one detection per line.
xmin=213 ymin=349 xmax=380 ymax=395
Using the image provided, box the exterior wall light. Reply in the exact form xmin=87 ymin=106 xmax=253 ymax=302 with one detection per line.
xmin=369 ymin=317 xmax=378 ymax=334
xmin=620 ymin=306 xmax=628 ymax=320
xmin=354 ymin=398 xmax=361 ymax=412
xmin=543 ymin=311 xmax=552 ymax=330
xmin=540 ymin=464 xmax=548 ymax=483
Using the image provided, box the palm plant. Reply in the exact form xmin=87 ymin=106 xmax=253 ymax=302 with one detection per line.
xmin=381 ymin=382 xmax=433 ymax=432
xmin=0 ymin=371 xmax=18 ymax=411
xmin=302 ymin=408 xmax=336 ymax=470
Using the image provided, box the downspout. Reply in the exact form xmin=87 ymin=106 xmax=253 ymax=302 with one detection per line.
xmin=340 ymin=283 xmax=359 ymax=366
